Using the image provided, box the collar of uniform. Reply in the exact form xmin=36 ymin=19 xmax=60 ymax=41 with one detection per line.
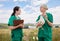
xmin=15 ymin=15 xmax=20 ymax=19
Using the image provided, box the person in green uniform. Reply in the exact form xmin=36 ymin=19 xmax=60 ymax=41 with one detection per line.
xmin=36 ymin=4 xmax=53 ymax=41
xmin=8 ymin=6 xmax=24 ymax=41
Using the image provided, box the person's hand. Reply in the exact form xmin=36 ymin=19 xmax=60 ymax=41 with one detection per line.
xmin=37 ymin=22 xmax=41 ymax=26
xmin=19 ymin=24 xmax=24 ymax=28
xmin=36 ymin=22 xmax=43 ymax=28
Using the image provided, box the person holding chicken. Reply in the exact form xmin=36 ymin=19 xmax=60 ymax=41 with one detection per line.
xmin=36 ymin=4 xmax=53 ymax=41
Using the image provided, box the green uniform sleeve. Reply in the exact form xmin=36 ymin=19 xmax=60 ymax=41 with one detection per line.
xmin=48 ymin=13 xmax=53 ymax=23
xmin=8 ymin=16 xmax=15 ymax=26
xmin=36 ymin=15 xmax=40 ymax=22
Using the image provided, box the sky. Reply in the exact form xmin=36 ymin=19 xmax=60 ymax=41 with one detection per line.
xmin=0 ymin=0 xmax=60 ymax=24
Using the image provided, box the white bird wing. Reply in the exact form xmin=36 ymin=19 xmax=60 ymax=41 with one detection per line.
xmin=39 ymin=16 xmax=45 ymax=24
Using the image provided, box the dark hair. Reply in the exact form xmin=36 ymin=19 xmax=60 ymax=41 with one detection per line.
xmin=11 ymin=6 xmax=20 ymax=16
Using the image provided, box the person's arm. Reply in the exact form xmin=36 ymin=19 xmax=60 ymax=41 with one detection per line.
xmin=45 ymin=13 xmax=53 ymax=27
xmin=36 ymin=15 xmax=43 ymax=27
xmin=36 ymin=22 xmax=44 ymax=27
xmin=8 ymin=16 xmax=24 ymax=30
xmin=9 ymin=24 xmax=23 ymax=30
xmin=9 ymin=26 xmax=17 ymax=30
xmin=46 ymin=19 xmax=53 ymax=26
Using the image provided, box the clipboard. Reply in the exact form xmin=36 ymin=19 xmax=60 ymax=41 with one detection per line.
xmin=13 ymin=20 xmax=24 ymax=28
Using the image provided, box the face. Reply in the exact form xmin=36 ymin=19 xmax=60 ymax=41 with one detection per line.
xmin=16 ymin=9 xmax=21 ymax=15
xmin=40 ymin=6 xmax=46 ymax=13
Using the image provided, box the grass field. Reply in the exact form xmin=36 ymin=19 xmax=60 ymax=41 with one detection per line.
xmin=0 ymin=28 xmax=60 ymax=41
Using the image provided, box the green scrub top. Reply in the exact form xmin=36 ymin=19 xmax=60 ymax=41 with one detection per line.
xmin=36 ymin=13 xmax=53 ymax=39
xmin=8 ymin=15 xmax=23 ymax=39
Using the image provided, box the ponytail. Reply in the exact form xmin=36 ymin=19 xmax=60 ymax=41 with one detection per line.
xmin=11 ymin=12 xmax=15 ymax=16
xmin=11 ymin=6 xmax=20 ymax=16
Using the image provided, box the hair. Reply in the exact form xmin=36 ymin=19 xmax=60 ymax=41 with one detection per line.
xmin=11 ymin=6 xmax=20 ymax=16
xmin=40 ymin=4 xmax=48 ymax=10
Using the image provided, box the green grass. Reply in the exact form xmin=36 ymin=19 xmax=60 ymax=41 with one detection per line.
xmin=0 ymin=28 xmax=60 ymax=41
xmin=52 ymin=28 xmax=60 ymax=41
xmin=0 ymin=23 xmax=8 ymax=29
xmin=0 ymin=29 xmax=11 ymax=41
